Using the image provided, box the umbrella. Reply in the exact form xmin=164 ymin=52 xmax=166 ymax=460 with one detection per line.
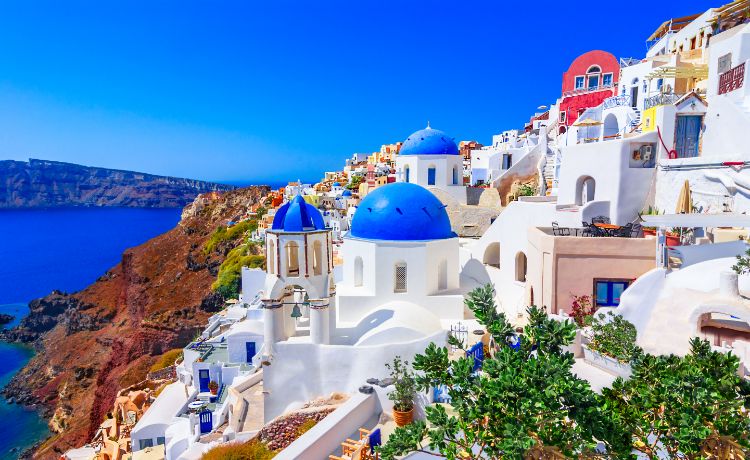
xmin=675 ymin=180 xmax=692 ymax=214
xmin=573 ymin=118 xmax=603 ymax=142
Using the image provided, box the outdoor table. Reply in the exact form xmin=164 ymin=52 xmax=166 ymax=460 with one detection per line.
xmin=593 ymin=223 xmax=621 ymax=236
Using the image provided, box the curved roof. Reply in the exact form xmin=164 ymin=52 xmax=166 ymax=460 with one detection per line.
xmin=350 ymin=182 xmax=454 ymax=241
xmin=399 ymin=125 xmax=459 ymax=156
xmin=341 ymin=189 xmax=353 ymax=197
xmin=271 ymin=195 xmax=326 ymax=232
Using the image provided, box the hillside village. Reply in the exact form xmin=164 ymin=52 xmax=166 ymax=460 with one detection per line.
xmin=61 ymin=2 xmax=750 ymax=459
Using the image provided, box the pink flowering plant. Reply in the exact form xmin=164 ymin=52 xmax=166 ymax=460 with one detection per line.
xmin=570 ymin=294 xmax=594 ymax=327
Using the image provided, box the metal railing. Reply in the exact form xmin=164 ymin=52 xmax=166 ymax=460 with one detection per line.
xmin=619 ymin=57 xmax=641 ymax=68
xmin=602 ymin=94 xmax=631 ymax=109
xmin=562 ymin=83 xmax=614 ymax=98
xmin=644 ymin=93 xmax=683 ymax=110
xmin=718 ymin=61 xmax=746 ymax=95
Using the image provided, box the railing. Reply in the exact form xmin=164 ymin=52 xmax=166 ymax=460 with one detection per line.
xmin=644 ymin=93 xmax=683 ymax=110
xmin=619 ymin=57 xmax=641 ymax=68
xmin=562 ymin=83 xmax=614 ymax=98
xmin=602 ymin=94 xmax=631 ymax=109
xmin=718 ymin=62 xmax=746 ymax=95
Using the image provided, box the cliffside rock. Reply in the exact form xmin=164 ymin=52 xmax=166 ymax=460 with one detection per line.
xmin=1 ymin=186 xmax=269 ymax=458
xmin=0 ymin=159 xmax=236 ymax=208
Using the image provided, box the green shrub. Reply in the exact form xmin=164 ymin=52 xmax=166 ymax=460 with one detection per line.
xmin=201 ymin=439 xmax=275 ymax=460
xmin=211 ymin=243 xmax=265 ymax=299
xmin=204 ymin=220 xmax=259 ymax=254
xmin=587 ymin=312 xmax=642 ymax=363
xmin=296 ymin=418 xmax=317 ymax=436
xmin=149 ymin=349 xmax=183 ymax=373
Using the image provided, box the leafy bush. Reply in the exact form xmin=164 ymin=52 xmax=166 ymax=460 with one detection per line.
xmin=149 ymin=349 xmax=183 ymax=373
xmin=212 ymin=243 xmax=265 ymax=299
xmin=296 ymin=418 xmax=317 ymax=436
xmin=385 ymin=356 xmax=416 ymax=412
xmin=587 ymin=312 xmax=642 ymax=362
xmin=732 ymin=247 xmax=750 ymax=275
xmin=517 ymin=183 xmax=536 ymax=197
xmin=203 ymin=219 xmax=258 ymax=255
xmin=201 ymin=439 xmax=275 ymax=460
xmin=346 ymin=176 xmax=363 ymax=190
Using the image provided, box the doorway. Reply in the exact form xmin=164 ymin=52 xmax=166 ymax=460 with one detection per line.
xmin=198 ymin=369 xmax=210 ymax=393
xmin=675 ymin=115 xmax=702 ymax=158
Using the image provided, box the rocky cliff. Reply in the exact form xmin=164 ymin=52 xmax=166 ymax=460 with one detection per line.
xmin=0 ymin=159 xmax=235 ymax=208
xmin=0 ymin=186 xmax=269 ymax=458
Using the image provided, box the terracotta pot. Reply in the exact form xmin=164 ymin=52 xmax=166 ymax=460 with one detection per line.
xmin=666 ymin=235 xmax=682 ymax=246
xmin=642 ymin=228 xmax=656 ymax=237
xmin=393 ymin=407 xmax=414 ymax=427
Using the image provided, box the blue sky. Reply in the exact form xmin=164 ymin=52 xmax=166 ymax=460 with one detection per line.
xmin=0 ymin=0 xmax=716 ymax=184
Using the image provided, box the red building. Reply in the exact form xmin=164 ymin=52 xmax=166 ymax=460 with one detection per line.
xmin=558 ymin=50 xmax=620 ymax=133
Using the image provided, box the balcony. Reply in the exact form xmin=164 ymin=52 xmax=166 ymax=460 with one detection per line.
xmin=562 ymin=83 xmax=614 ymax=98
xmin=602 ymin=95 xmax=631 ymax=110
xmin=644 ymin=93 xmax=683 ymax=110
xmin=718 ymin=62 xmax=746 ymax=95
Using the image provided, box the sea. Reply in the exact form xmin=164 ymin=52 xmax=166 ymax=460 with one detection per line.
xmin=0 ymin=207 xmax=182 ymax=458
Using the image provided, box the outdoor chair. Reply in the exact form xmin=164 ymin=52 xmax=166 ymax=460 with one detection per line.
xmin=630 ymin=223 xmax=642 ymax=238
xmin=581 ymin=222 xmax=593 ymax=237
xmin=551 ymin=222 xmax=569 ymax=236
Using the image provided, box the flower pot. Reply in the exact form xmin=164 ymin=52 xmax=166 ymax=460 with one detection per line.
xmin=210 ymin=388 xmax=217 ymax=395
xmin=393 ymin=407 xmax=414 ymax=427
xmin=642 ymin=228 xmax=656 ymax=237
xmin=666 ymin=235 xmax=682 ymax=246
xmin=582 ymin=345 xmax=632 ymax=379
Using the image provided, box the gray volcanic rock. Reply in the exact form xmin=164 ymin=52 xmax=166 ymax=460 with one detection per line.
xmin=0 ymin=158 xmax=235 ymax=208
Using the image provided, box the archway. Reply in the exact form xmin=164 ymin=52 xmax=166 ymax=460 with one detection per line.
xmin=312 ymin=240 xmax=323 ymax=276
xmin=575 ymin=176 xmax=596 ymax=205
xmin=603 ymin=113 xmax=619 ymax=140
xmin=483 ymin=242 xmax=500 ymax=268
xmin=698 ymin=312 xmax=750 ymax=347
xmin=285 ymin=241 xmax=300 ymax=277
xmin=268 ymin=239 xmax=276 ymax=275
xmin=515 ymin=252 xmax=527 ymax=282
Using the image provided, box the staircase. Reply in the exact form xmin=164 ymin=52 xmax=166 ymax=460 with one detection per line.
xmin=629 ymin=109 xmax=642 ymax=133
xmin=542 ymin=147 xmax=560 ymax=195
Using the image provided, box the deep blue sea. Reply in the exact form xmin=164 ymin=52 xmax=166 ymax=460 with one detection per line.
xmin=0 ymin=207 xmax=181 ymax=458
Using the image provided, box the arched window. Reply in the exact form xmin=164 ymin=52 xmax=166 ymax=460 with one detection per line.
xmin=312 ymin=240 xmax=323 ymax=276
xmin=394 ymin=262 xmax=407 ymax=293
xmin=427 ymin=166 xmax=436 ymax=186
xmin=452 ymin=166 xmax=459 ymax=185
xmin=575 ymin=176 xmax=596 ymax=205
xmin=515 ymin=252 xmax=527 ymax=283
xmin=438 ymin=259 xmax=448 ymax=290
xmin=404 ymin=165 xmax=410 ymax=183
xmin=268 ymin=239 xmax=276 ymax=275
xmin=354 ymin=256 xmax=363 ymax=287
xmin=285 ymin=241 xmax=299 ymax=277
xmin=586 ymin=65 xmax=601 ymax=74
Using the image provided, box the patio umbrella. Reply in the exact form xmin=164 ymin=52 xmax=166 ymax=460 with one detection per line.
xmin=675 ymin=180 xmax=692 ymax=214
xmin=573 ymin=118 xmax=602 ymax=142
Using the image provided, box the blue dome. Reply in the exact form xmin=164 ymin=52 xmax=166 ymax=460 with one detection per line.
xmin=399 ymin=126 xmax=459 ymax=156
xmin=333 ymin=182 xmax=341 ymax=186
xmin=272 ymin=195 xmax=326 ymax=232
xmin=342 ymin=190 xmax=352 ymax=197
xmin=350 ymin=183 xmax=454 ymax=241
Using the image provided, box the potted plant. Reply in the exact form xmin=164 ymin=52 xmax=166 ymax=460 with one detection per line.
xmin=583 ymin=312 xmax=642 ymax=378
xmin=639 ymin=206 xmax=660 ymax=237
xmin=208 ymin=380 xmax=219 ymax=395
xmin=570 ymin=294 xmax=594 ymax=327
xmin=385 ymin=356 xmax=416 ymax=427
xmin=665 ymin=229 xmax=682 ymax=246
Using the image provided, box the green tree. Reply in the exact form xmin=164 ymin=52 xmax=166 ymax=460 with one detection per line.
xmin=379 ymin=285 xmax=624 ymax=459
xmin=603 ymin=338 xmax=750 ymax=459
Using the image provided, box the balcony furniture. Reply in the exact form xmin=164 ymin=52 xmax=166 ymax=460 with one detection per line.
xmin=551 ymin=222 xmax=570 ymax=236
xmin=630 ymin=223 xmax=642 ymax=238
xmin=593 ymin=222 xmax=622 ymax=237
xmin=616 ymin=223 xmax=634 ymax=238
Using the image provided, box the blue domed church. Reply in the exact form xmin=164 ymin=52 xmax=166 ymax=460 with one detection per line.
xmin=335 ymin=182 xmax=465 ymax=322
xmin=395 ymin=124 xmax=467 ymax=204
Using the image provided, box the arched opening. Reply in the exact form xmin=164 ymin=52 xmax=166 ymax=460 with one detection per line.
xmin=587 ymin=65 xmax=601 ymax=73
xmin=575 ymin=176 xmax=596 ymax=206
xmin=559 ymin=126 xmax=567 ymax=135
xmin=354 ymin=256 xmax=363 ymax=287
xmin=312 ymin=240 xmax=323 ymax=276
xmin=699 ymin=312 xmax=750 ymax=347
xmin=452 ymin=166 xmax=459 ymax=185
xmin=394 ymin=262 xmax=407 ymax=293
xmin=603 ymin=113 xmax=619 ymax=140
xmin=404 ymin=165 xmax=410 ymax=183
xmin=427 ymin=165 xmax=436 ymax=186
xmin=285 ymin=241 xmax=300 ymax=277
xmin=586 ymin=65 xmax=601 ymax=89
xmin=515 ymin=252 xmax=527 ymax=283
xmin=268 ymin=239 xmax=276 ymax=275
xmin=529 ymin=286 xmax=535 ymax=307
xmin=438 ymin=259 xmax=448 ymax=290
xmin=483 ymin=242 xmax=500 ymax=268
xmin=630 ymin=78 xmax=639 ymax=109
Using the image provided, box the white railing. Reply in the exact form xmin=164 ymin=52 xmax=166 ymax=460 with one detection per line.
xmin=602 ymin=94 xmax=631 ymax=109
xmin=562 ymin=83 xmax=614 ymax=98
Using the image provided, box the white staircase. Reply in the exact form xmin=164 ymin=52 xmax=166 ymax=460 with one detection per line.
xmin=542 ymin=147 xmax=560 ymax=195
xmin=629 ymin=109 xmax=642 ymax=133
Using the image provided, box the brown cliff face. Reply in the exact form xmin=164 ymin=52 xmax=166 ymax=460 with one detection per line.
xmin=0 ymin=159 xmax=235 ymax=208
xmin=1 ymin=186 xmax=269 ymax=458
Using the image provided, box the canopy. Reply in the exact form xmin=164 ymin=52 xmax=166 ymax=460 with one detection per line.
xmin=675 ymin=180 xmax=692 ymax=214
xmin=642 ymin=213 xmax=750 ymax=228
xmin=573 ymin=117 xmax=602 ymax=127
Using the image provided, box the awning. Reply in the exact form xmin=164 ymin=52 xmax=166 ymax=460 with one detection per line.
xmin=642 ymin=213 xmax=750 ymax=228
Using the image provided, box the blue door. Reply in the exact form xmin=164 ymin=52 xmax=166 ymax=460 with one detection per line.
xmin=427 ymin=167 xmax=436 ymax=185
xmin=198 ymin=369 xmax=210 ymax=393
xmin=245 ymin=341 xmax=256 ymax=363
xmin=199 ymin=410 xmax=212 ymax=434
xmin=675 ymin=115 xmax=702 ymax=158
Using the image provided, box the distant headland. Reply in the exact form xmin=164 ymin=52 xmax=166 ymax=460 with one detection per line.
xmin=0 ymin=158 xmax=236 ymax=208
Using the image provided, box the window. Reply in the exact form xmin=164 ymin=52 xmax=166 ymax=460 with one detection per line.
xmin=285 ymin=241 xmax=299 ymax=276
xmin=354 ymin=256 xmax=363 ymax=287
xmin=394 ymin=263 xmax=407 ymax=293
xmin=404 ymin=165 xmax=410 ymax=183
xmin=657 ymin=78 xmax=664 ymax=90
xmin=559 ymin=111 xmax=566 ymax=123
xmin=586 ymin=65 xmax=601 ymax=74
xmin=502 ymin=154 xmax=512 ymax=170
xmin=574 ymin=76 xmax=585 ymax=89
xmin=157 ymin=437 xmax=166 ymax=446
xmin=643 ymin=80 xmax=647 ymax=93
xmin=268 ymin=239 xmax=276 ymax=275
xmin=452 ymin=166 xmax=459 ymax=185
xmin=595 ymin=279 xmax=630 ymax=307
xmin=312 ymin=240 xmax=323 ymax=276
xmin=139 ymin=439 xmax=154 ymax=450
xmin=602 ymin=73 xmax=613 ymax=87
xmin=427 ymin=167 xmax=436 ymax=186
xmin=718 ymin=53 xmax=732 ymax=74
xmin=515 ymin=252 xmax=527 ymax=282
xmin=587 ymin=75 xmax=600 ymax=89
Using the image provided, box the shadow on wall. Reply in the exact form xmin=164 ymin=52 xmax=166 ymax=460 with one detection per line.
xmin=332 ymin=309 xmax=396 ymax=346
xmin=461 ymin=258 xmax=492 ymax=285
